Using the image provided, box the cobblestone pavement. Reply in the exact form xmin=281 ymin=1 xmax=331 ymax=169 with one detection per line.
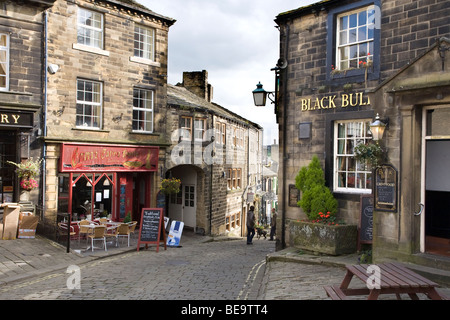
xmin=0 ymin=235 xmax=275 ymax=300
xmin=1 ymin=232 xmax=449 ymax=303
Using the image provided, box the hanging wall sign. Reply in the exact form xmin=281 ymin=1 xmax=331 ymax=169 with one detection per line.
xmin=374 ymin=164 xmax=398 ymax=212
xmin=60 ymin=143 xmax=159 ymax=172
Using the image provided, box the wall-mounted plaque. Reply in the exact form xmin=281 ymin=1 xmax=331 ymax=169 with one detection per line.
xmin=289 ymin=184 xmax=300 ymax=207
xmin=374 ymin=164 xmax=397 ymax=212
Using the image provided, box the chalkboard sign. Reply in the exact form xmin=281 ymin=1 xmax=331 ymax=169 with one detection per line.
xmin=359 ymin=194 xmax=373 ymax=245
xmin=374 ymin=165 xmax=398 ymax=212
xmin=137 ymin=208 xmax=166 ymax=252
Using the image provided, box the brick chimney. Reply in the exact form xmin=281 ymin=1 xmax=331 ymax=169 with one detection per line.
xmin=182 ymin=70 xmax=213 ymax=102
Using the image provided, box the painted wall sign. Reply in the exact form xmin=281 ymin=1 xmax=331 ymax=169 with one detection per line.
xmin=300 ymin=92 xmax=371 ymax=111
xmin=0 ymin=109 xmax=33 ymax=128
xmin=60 ymin=143 xmax=159 ymax=172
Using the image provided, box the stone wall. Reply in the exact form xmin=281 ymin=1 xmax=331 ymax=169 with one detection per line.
xmin=276 ymin=0 xmax=450 ymax=230
xmin=44 ymin=0 xmax=173 ymax=222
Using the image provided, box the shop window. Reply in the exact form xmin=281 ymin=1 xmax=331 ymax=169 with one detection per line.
xmin=77 ymin=7 xmax=104 ymax=49
xmin=132 ymin=88 xmax=154 ymax=132
xmin=0 ymin=131 xmax=15 ymax=202
xmin=76 ymin=79 xmax=102 ymax=129
xmin=326 ymin=0 xmax=381 ymax=82
xmin=66 ymin=173 xmax=114 ymax=221
xmin=134 ymin=25 xmax=155 ymax=61
xmin=0 ymin=33 xmax=9 ymax=91
xmin=334 ymin=119 xmax=372 ymax=193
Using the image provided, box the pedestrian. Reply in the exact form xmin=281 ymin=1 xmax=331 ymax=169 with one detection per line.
xmin=246 ymin=206 xmax=256 ymax=245
xmin=269 ymin=208 xmax=277 ymax=241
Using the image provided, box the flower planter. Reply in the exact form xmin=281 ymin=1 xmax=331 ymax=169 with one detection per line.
xmin=289 ymin=220 xmax=357 ymax=255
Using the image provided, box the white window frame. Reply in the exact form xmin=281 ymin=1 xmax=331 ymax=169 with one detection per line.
xmin=132 ymin=88 xmax=154 ymax=133
xmin=334 ymin=119 xmax=373 ymax=193
xmin=0 ymin=33 xmax=9 ymax=91
xmin=194 ymin=118 xmax=206 ymax=141
xmin=76 ymin=79 xmax=102 ymax=129
xmin=77 ymin=7 xmax=104 ymax=49
xmin=336 ymin=5 xmax=375 ymax=71
xmin=180 ymin=116 xmax=192 ymax=141
xmin=134 ymin=25 xmax=155 ymax=61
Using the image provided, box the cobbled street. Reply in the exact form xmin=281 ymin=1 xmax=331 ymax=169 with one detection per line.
xmin=0 ymin=237 xmax=275 ymax=300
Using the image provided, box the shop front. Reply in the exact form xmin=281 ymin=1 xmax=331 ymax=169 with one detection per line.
xmin=0 ymin=109 xmax=37 ymax=203
xmin=57 ymin=143 xmax=159 ymax=224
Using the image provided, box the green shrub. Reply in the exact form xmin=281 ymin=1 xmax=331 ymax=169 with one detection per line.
xmin=295 ymin=155 xmax=338 ymax=220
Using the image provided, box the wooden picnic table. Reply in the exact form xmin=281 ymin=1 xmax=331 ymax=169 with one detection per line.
xmin=324 ymin=262 xmax=447 ymax=300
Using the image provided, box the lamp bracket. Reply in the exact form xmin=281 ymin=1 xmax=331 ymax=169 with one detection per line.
xmin=267 ymin=92 xmax=275 ymax=104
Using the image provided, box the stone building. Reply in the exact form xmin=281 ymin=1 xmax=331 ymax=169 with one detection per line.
xmin=166 ymin=70 xmax=263 ymax=236
xmin=41 ymin=0 xmax=175 ymax=229
xmin=274 ymin=0 xmax=450 ymax=269
xmin=0 ymin=0 xmax=54 ymax=207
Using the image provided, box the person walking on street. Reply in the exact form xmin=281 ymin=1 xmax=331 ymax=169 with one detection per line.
xmin=269 ymin=208 xmax=277 ymax=241
xmin=247 ymin=206 xmax=256 ymax=245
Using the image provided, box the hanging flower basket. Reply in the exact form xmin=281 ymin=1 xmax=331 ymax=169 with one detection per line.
xmin=7 ymin=158 xmax=43 ymax=180
xmin=7 ymin=158 xmax=42 ymax=191
xmin=20 ymin=178 xmax=38 ymax=191
xmin=160 ymin=177 xmax=181 ymax=195
xmin=354 ymin=142 xmax=385 ymax=169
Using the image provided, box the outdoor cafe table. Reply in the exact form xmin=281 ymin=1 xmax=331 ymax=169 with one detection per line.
xmin=324 ymin=262 xmax=447 ymax=300
xmin=83 ymin=223 xmax=118 ymax=251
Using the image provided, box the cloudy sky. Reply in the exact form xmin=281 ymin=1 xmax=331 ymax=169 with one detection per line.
xmin=136 ymin=0 xmax=317 ymax=145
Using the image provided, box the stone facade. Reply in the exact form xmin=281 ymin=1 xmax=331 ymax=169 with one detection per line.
xmin=275 ymin=0 xmax=450 ymax=267
xmin=42 ymin=0 xmax=174 ymax=228
xmin=0 ymin=0 xmax=53 ymax=206
xmin=166 ymin=71 xmax=263 ymax=236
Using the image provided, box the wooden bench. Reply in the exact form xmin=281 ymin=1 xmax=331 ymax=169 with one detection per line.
xmin=324 ymin=285 xmax=348 ymax=300
xmin=324 ymin=262 xmax=448 ymax=300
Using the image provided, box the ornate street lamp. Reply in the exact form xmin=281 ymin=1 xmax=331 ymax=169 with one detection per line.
xmin=369 ymin=113 xmax=387 ymax=141
xmin=252 ymin=82 xmax=267 ymax=106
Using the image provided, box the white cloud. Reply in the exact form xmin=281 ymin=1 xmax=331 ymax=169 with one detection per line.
xmin=137 ymin=0 xmax=317 ymax=145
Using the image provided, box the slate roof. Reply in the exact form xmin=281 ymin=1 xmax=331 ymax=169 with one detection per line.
xmin=168 ymin=84 xmax=262 ymax=129
xmin=106 ymin=0 xmax=175 ymax=24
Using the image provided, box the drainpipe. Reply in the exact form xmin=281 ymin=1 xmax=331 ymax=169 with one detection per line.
xmin=280 ymin=23 xmax=290 ymax=250
xmin=42 ymin=10 xmax=48 ymax=220
xmin=209 ymin=113 xmax=214 ymax=235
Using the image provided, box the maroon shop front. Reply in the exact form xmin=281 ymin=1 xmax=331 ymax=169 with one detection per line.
xmin=59 ymin=143 xmax=159 ymax=223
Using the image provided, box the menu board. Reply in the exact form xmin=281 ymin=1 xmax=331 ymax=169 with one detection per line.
xmin=374 ymin=165 xmax=397 ymax=212
xmin=359 ymin=195 xmax=373 ymax=244
xmin=137 ymin=208 xmax=166 ymax=252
